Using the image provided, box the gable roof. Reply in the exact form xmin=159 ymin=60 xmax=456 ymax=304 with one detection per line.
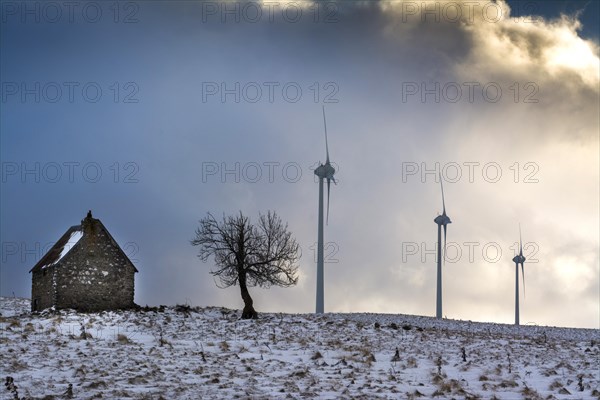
xmin=30 ymin=215 xmax=139 ymax=273
xmin=30 ymin=225 xmax=83 ymax=272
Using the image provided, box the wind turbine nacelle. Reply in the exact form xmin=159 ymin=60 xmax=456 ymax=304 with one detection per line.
xmin=314 ymin=163 xmax=335 ymax=179
xmin=434 ymin=215 xmax=451 ymax=225
xmin=513 ymin=255 xmax=526 ymax=264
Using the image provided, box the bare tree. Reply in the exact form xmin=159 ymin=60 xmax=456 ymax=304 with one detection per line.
xmin=191 ymin=211 xmax=300 ymax=319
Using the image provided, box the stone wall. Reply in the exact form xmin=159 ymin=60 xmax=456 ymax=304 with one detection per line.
xmin=55 ymin=219 xmax=136 ymax=312
xmin=31 ymin=267 xmax=56 ymax=311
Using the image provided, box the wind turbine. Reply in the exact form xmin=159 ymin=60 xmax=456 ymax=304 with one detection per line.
xmin=314 ymin=106 xmax=336 ymax=314
xmin=512 ymin=225 xmax=526 ymax=326
xmin=433 ymin=173 xmax=451 ymax=319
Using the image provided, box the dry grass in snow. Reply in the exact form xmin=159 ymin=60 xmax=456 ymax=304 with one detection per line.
xmin=1 ymin=297 xmax=598 ymax=399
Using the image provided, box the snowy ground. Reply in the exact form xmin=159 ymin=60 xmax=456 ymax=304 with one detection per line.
xmin=1 ymin=297 xmax=598 ymax=400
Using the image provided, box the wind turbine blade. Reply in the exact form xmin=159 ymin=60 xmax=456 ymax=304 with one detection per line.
xmin=326 ymin=178 xmax=331 ymax=225
xmin=443 ymin=224 xmax=447 ymax=267
xmin=519 ymin=224 xmax=523 ymax=256
xmin=439 ymin=172 xmax=446 ymax=214
xmin=521 ymin=263 xmax=526 ymax=298
xmin=322 ymin=106 xmax=330 ymax=163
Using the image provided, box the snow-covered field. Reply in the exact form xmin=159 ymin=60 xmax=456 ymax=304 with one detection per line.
xmin=1 ymin=297 xmax=598 ymax=399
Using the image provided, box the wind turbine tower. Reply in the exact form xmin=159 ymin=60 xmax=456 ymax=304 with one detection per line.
xmin=434 ymin=173 xmax=451 ymax=319
xmin=512 ymin=226 xmax=526 ymax=326
xmin=314 ymin=106 xmax=336 ymax=314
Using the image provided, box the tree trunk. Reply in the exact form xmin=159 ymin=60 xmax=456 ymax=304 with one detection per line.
xmin=239 ymin=272 xmax=257 ymax=319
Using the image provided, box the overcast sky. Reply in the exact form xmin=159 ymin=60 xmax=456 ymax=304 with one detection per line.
xmin=1 ymin=0 xmax=598 ymax=329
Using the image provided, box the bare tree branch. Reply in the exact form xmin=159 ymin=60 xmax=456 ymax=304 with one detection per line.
xmin=191 ymin=210 xmax=300 ymax=318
